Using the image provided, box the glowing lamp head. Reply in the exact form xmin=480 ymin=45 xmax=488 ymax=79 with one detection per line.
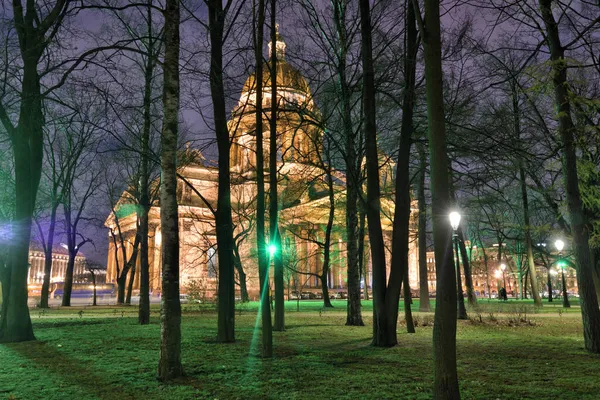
xmin=555 ymin=239 xmax=565 ymax=252
xmin=449 ymin=211 xmax=461 ymax=231
xmin=268 ymin=244 xmax=277 ymax=257
xmin=500 ymin=263 xmax=506 ymax=271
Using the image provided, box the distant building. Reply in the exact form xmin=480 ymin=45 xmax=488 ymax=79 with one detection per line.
xmin=27 ymin=242 xmax=86 ymax=288
xmin=424 ymin=244 xmax=578 ymax=298
xmin=104 ymin=27 xmax=420 ymax=299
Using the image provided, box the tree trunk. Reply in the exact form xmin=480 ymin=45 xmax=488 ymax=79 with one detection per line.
xmin=514 ymin=82 xmax=542 ymax=307
xmin=454 ymin=238 xmax=468 ymax=320
xmin=269 ymin=4 xmax=285 ymax=333
xmin=254 ymin=0 xmax=273 ymax=357
xmin=457 ymin=228 xmax=476 ymax=306
xmin=233 ymin=247 xmax=249 ymax=302
xmin=547 ymin=269 xmax=553 ymax=302
xmin=0 ymin=56 xmax=43 ymax=343
xmin=91 ymin=273 xmax=97 ymax=306
xmin=332 ymin=0 xmax=363 ymax=327
xmin=321 ymin=160 xmax=336 ymax=309
xmin=416 ymin=0 xmax=460 ymax=396
xmin=157 ymin=0 xmax=183 ymax=380
xmin=358 ymin=210 xmax=368 ymax=301
xmin=402 ymin=265 xmax=415 ymax=333
xmin=138 ymin=3 xmax=155 ymax=324
xmin=417 ymin=143 xmax=430 ymax=311
xmin=40 ymin=208 xmax=58 ymax=309
xmin=126 ymin=262 xmax=136 ymax=305
xmin=208 ymin=0 xmax=236 ymax=343
xmin=359 ymin=0 xmax=389 ymax=347
xmin=539 ymin=0 xmax=600 ymax=353
xmin=61 ymin=252 xmax=77 ymax=307
xmin=385 ymin=0 xmax=418 ymax=341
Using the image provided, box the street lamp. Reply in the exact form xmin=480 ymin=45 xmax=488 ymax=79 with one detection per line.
xmin=500 ymin=263 xmax=507 ymax=297
xmin=449 ymin=211 xmax=467 ymax=320
xmin=555 ymin=239 xmax=570 ymax=308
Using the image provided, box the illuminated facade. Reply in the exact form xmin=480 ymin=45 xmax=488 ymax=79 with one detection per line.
xmin=105 ymin=29 xmax=420 ymax=299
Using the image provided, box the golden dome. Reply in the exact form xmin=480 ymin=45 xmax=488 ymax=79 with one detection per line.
xmin=242 ymin=61 xmax=311 ymax=94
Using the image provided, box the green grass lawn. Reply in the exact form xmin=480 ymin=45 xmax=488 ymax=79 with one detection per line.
xmin=1 ymin=300 xmax=598 ymax=399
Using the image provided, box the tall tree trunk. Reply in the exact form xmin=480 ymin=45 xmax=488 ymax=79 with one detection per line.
xmin=40 ymin=207 xmax=58 ymax=309
xmin=61 ymin=252 xmax=77 ymax=307
xmin=233 ymin=246 xmax=249 ymax=302
xmin=333 ymin=0 xmax=363 ymax=326
xmin=514 ymin=83 xmax=542 ymax=307
xmin=539 ymin=0 xmax=600 ymax=353
xmin=402 ymin=265 xmax=415 ymax=333
xmin=208 ymin=0 xmax=236 ymax=343
xmin=359 ymin=0 xmax=389 ymax=347
xmin=157 ymin=0 xmax=183 ymax=379
xmin=415 ymin=0 xmax=460 ymax=396
xmin=91 ymin=272 xmax=97 ymax=306
xmin=454 ymin=238 xmax=468 ymax=320
xmin=126 ymin=262 xmax=136 ymax=305
xmin=358 ymin=210 xmax=369 ymax=301
xmin=254 ymin=0 xmax=273 ymax=357
xmin=457 ymin=228 xmax=476 ymax=306
xmin=417 ymin=143 xmax=430 ymax=311
xmin=0 ymin=56 xmax=44 ymax=342
xmin=321 ymin=160 xmax=335 ymax=308
xmin=139 ymin=0 xmax=155 ymax=325
xmin=270 ymin=3 xmax=285 ymax=332
xmin=386 ymin=0 xmax=418 ymax=341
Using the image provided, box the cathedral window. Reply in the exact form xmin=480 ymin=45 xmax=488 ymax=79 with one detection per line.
xmin=207 ymin=247 xmax=218 ymax=278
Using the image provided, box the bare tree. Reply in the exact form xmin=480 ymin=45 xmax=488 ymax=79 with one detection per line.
xmin=157 ymin=0 xmax=183 ymax=379
xmin=413 ymin=0 xmax=460 ymax=396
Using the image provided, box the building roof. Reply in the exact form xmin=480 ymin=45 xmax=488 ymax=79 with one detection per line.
xmin=242 ymin=61 xmax=311 ymax=95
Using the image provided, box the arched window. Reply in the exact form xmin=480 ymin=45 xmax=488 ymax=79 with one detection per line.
xmin=207 ymin=247 xmax=218 ymax=278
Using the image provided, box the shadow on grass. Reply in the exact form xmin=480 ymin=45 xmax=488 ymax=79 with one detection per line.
xmin=4 ymin=340 xmax=129 ymax=399
xmin=33 ymin=319 xmax=114 ymax=329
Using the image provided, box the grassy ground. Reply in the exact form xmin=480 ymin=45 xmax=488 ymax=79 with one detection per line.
xmin=1 ymin=300 xmax=598 ymax=400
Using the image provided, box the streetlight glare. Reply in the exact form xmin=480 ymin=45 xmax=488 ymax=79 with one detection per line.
xmin=494 ymin=270 xmax=502 ymax=279
xmin=555 ymin=239 xmax=565 ymax=252
xmin=500 ymin=263 xmax=506 ymax=271
xmin=449 ymin=211 xmax=461 ymax=231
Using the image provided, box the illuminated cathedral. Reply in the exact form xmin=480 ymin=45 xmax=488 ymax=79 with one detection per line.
xmin=105 ymin=28 xmax=420 ymax=299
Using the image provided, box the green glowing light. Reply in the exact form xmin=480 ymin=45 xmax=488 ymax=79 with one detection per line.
xmin=268 ymin=244 xmax=277 ymax=257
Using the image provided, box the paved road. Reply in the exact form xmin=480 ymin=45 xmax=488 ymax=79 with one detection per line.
xmin=28 ymin=296 xmax=162 ymax=307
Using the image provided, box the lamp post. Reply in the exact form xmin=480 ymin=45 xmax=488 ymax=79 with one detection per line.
xmin=494 ymin=270 xmax=502 ymax=297
xmin=500 ymin=263 xmax=507 ymax=299
xmin=555 ymin=239 xmax=570 ymax=308
xmin=449 ymin=211 xmax=468 ymax=320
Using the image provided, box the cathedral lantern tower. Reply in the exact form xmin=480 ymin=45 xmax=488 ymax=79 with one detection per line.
xmin=229 ymin=25 xmax=321 ymax=176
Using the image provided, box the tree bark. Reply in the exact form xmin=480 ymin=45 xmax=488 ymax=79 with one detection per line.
xmin=320 ymin=158 xmax=336 ymax=308
xmin=269 ymin=3 xmax=285 ymax=332
xmin=539 ymin=0 xmax=600 ymax=353
xmin=417 ymin=143 xmax=430 ymax=311
xmin=514 ymin=83 xmax=542 ymax=308
xmin=332 ymin=0 xmax=363 ymax=326
xmin=254 ymin=0 xmax=273 ymax=357
xmin=138 ymin=0 xmax=155 ymax=325
xmin=457 ymin=228 xmax=476 ymax=306
xmin=61 ymin=252 xmax=77 ymax=307
xmin=0 ymin=56 xmax=43 ymax=344
xmin=385 ymin=0 xmax=418 ymax=341
xmin=416 ymin=0 xmax=460 ymax=396
xmin=208 ymin=0 xmax=236 ymax=343
xmin=40 ymin=207 xmax=58 ymax=309
xmin=359 ymin=0 xmax=389 ymax=347
xmin=157 ymin=0 xmax=183 ymax=380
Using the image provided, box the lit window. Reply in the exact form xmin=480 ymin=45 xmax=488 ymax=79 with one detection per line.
xmin=208 ymin=247 xmax=218 ymax=278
